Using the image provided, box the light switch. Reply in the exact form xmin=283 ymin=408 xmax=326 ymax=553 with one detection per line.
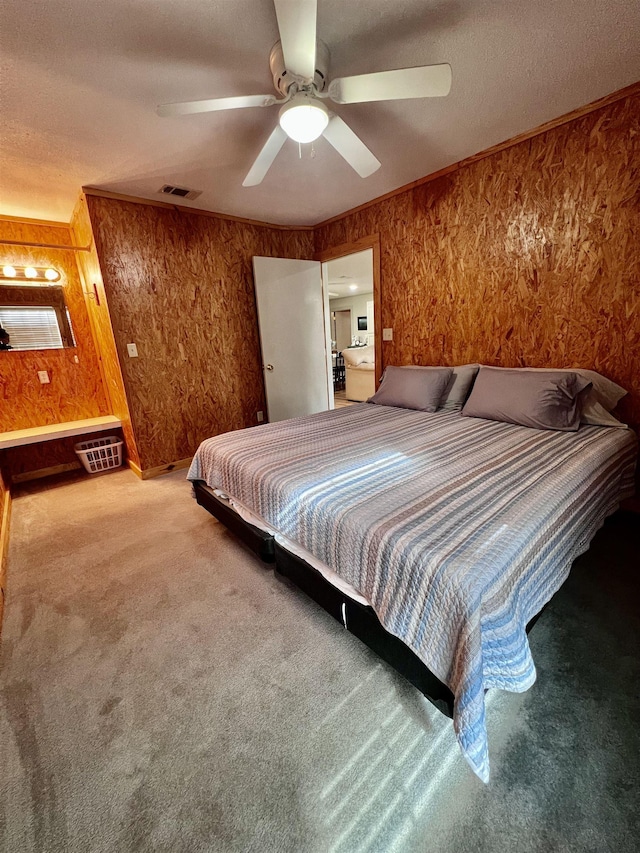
xmin=38 ymin=370 xmax=50 ymax=384
xmin=127 ymin=343 xmax=138 ymax=358
xmin=382 ymin=328 xmax=393 ymax=341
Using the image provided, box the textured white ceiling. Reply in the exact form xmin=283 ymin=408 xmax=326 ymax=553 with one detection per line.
xmin=1 ymin=0 xmax=639 ymax=226
xmin=326 ymin=250 xmax=373 ymax=298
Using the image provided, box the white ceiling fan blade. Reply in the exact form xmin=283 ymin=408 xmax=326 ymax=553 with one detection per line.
xmin=328 ymin=64 xmax=452 ymax=104
xmin=157 ymin=94 xmax=275 ymax=117
xmin=322 ymin=116 xmax=380 ymax=179
xmin=273 ymin=0 xmax=317 ymax=82
xmin=243 ymin=125 xmax=288 ymax=187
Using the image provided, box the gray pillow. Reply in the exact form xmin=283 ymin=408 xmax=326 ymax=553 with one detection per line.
xmin=580 ymin=397 xmax=628 ymax=429
xmin=367 ymin=366 xmax=453 ymax=412
xmin=573 ymin=369 xmax=626 ymax=410
xmin=439 ymin=364 xmax=480 ymax=411
xmin=485 ymin=366 xmax=628 ymax=427
xmin=461 ymin=367 xmax=592 ymax=431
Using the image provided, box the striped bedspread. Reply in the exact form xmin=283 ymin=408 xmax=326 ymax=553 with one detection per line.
xmin=187 ymin=404 xmax=637 ymax=781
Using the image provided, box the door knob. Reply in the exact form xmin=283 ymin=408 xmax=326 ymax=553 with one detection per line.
xmin=264 ymin=364 xmax=274 ymax=371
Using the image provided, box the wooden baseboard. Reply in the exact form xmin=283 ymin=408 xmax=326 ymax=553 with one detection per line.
xmin=1 ymin=487 xmax=12 ymax=638
xmin=128 ymin=457 xmax=192 ymax=480
xmin=11 ymin=462 xmax=82 ymax=484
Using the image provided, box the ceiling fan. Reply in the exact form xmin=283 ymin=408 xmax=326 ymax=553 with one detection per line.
xmin=157 ymin=0 xmax=451 ymax=187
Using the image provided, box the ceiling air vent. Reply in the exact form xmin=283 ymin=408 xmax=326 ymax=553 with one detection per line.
xmin=159 ymin=184 xmax=202 ymax=201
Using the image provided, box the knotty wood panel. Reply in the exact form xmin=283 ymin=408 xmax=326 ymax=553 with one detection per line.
xmin=315 ymin=91 xmax=640 ymax=431
xmin=0 ymin=218 xmax=109 ymax=433
xmin=71 ymin=195 xmax=140 ymax=468
xmin=0 ymin=220 xmax=71 ymax=246
xmin=85 ymin=196 xmax=314 ymax=471
xmin=316 ymin=81 xmax=640 ymax=231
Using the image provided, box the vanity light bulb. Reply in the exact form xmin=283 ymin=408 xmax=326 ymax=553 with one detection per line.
xmin=2 ymin=265 xmax=17 ymax=278
xmin=25 ymin=267 xmax=38 ymax=278
xmin=44 ymin=268 xmax=60 ymax=281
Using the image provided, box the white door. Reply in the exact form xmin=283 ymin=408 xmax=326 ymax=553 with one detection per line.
xmin=253 ymin=256 xmax=331 ymax=422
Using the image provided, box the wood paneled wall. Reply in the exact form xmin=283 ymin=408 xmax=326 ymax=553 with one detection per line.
xmin=84 ymin=195 xmax=314 ymax=471
xmin=315 ymin=91 xmax=640 ymax=430
xmin=70 ymin=196 xmax=140 ymax=467
xmin=0 ymin=219 xmax=108 ymax=432
xmin=5 ymin=86 xmax=637 ymax=482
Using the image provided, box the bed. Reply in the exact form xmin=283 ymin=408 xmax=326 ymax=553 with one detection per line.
xmin=187 ymin=374 xmax=637 ymax=782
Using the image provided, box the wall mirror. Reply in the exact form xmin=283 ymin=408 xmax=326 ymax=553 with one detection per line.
xmin=0 ymin=283 xmax=76 ymax=351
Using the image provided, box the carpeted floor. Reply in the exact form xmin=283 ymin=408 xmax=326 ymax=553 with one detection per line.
xmin=0 ymin=468 xmax=638 ymax=853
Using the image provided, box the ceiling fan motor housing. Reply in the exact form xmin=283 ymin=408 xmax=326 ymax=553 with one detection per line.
xmin=269 ymin=39 xmax=330 ymax=95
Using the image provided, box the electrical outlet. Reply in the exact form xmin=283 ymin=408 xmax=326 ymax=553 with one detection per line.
xmin=127 ymin=343 xmax=138 ymax=358
xmin=382 ymin=328 xmax=393 ymax=341
xmin=38 ymin=370 xmax=50 ymax=384
xmin=256 ymin=411 xmax=264 ymax=423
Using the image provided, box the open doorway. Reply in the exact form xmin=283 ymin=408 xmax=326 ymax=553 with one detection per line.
xmin=323 ymin=248 xmax=375 ymax=408
xmin=332 ymin=309 xmax=352 ymax=353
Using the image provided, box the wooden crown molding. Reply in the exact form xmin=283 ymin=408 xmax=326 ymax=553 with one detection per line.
xmin=0 ymin=213 xmax=70 ymax=229
xmin=5 ymin=82 xmax=637 ymax=236
xmin=81 ymin=187 xmax=315 ymax=232
xmin=313 ymin=80 xmax=640 ymax=229
xmin=0 ymin=238 xmax=90 ymax=252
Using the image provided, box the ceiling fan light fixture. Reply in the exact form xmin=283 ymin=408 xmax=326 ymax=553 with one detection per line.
xmin=279 ymin=94 xmax=329 ymax=143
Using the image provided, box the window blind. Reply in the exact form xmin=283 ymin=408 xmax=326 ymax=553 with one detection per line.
xmin=0 ymin=307 xmax=64 ymax=350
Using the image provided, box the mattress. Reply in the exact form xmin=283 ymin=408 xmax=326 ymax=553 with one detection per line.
xmin=204 ymin=487 xmax=370 ymax=605
xmin=188 ymin=403 xmax=637 ymax=781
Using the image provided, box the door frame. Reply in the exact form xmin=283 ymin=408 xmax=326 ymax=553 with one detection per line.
xmin=253 ymin=256 xmax=330 ymax=421
xmin=316 ymin=234 xmax=382 ymax=389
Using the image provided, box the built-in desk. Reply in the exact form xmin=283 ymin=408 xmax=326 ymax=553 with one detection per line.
xmin=0 ymin=416 xmax=122 ymax=450
xmin=0 ymin=416 xmax=123 ymax=483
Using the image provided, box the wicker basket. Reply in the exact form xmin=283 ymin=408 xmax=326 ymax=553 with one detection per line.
xmin=75 ymin=435 xmax=123 ymax=474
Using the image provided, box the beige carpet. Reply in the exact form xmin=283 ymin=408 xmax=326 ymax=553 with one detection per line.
xmin=1 ymin=469 xmax=638 ymax=852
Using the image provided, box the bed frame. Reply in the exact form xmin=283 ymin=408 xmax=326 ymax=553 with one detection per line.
xmin=193 ymin=480 xmax=543 ymax=718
